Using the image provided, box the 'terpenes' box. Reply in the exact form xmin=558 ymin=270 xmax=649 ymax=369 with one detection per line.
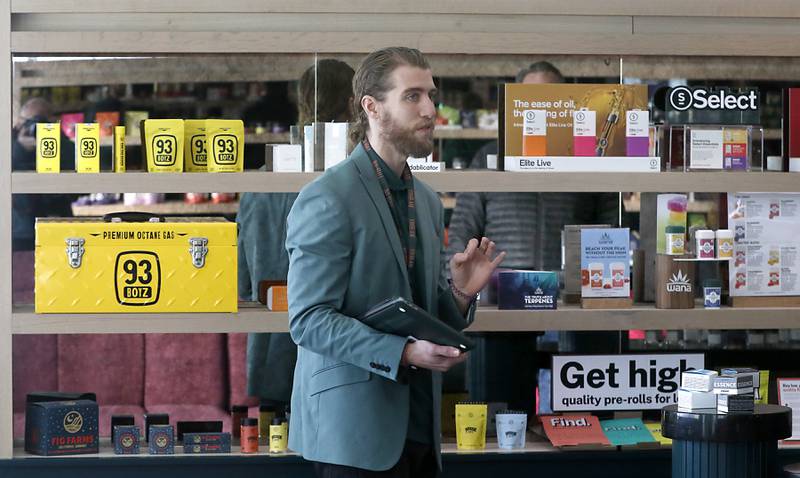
xmin=497 ymin=270 xmax=558 ymax=310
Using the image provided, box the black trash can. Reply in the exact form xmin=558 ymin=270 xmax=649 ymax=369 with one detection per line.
xmin=661 ymin=404 xmax=792 ymax=478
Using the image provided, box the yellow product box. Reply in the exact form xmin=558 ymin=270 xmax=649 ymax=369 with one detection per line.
xmin=35 ymin=215 xmax=237 ymax=313
xmin=206 ymin=119 xmax=244 ymax=172
xmin=75 ymin=123 xmax=100 ymax=173
xmin=142 ymin=119 xmax=184 ymax=173
xmin=36 ymin=123 xmax=61 ymax=173
xmin=113 ymin=126 xmax=126 ymax=173
xmin=184 ymin=120 xmax=207 ymax=172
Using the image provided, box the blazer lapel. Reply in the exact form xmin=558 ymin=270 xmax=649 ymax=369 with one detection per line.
xmin=352 ymin=144 xmax=410 ymax=286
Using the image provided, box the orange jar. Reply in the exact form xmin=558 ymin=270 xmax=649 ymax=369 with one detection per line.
xmin=240 ymin=418 xmax=259 ymax=453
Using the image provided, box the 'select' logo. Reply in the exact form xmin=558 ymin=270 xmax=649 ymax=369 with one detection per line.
xmin=669 ymin=86 xmax=759 ymax=112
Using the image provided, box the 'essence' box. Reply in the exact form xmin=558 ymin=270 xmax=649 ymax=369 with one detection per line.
xmin=713 ymin=373 xmax=754 ymax=395
xmin=717 ymin=393 xmax=755 ymax=413
xmin=681 ymin=369 xmax=718 ymax=392
xmin=25 ymin=400 xmax=99 ymax=456
xmin=497 ymin=270 xmax=558 ymax=310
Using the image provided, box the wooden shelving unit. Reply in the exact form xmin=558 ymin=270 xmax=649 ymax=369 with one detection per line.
xmin=71 ymin=200 xmax=239 ymax=216
xmin=13 ymin=171 xmax=800 ymax=194
xmin=92 ymin=128 xmax=496 ymax=148
xmin=12 ymin=304 xmax=800 ymax=335
xmin=4 ymin=0 xmax=800 ymax=465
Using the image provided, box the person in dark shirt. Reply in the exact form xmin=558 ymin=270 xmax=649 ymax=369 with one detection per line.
xmin=12 ymin=97 xmax=76 ymax=251
xmin=446 ymin=62 xmax=620 ymax=414
xmin=239 ymin=59 xmax=355 ymax=410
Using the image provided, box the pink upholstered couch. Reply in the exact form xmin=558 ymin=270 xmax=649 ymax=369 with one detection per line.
xmin=11 ymin=251 xmax=260 ymax=438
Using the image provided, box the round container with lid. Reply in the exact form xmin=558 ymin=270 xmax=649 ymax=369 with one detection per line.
xmin=696 ymin=230 xmax=716 ymax=259
xmin=716 ymin=229 xmax=734 ymax=259
xmin=665 ymin=225 xmax=686 ymax=255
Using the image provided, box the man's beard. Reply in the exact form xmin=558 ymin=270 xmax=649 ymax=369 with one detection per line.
xmin=378 ymin=110 xmax=434 ymax=159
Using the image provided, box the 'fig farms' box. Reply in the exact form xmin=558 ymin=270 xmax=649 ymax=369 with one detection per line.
xmin=25 ymin=400 xmax=99 ymax=456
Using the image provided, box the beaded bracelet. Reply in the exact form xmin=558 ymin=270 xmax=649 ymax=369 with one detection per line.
xmin=449 ymin=279 xmax=477 ymax=302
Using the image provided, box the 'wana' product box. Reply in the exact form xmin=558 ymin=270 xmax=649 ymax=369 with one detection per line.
xmin=497 ymin=270 xmax=558 ymax=310
xmin=25 ymin=400 xmax=99 ymax=456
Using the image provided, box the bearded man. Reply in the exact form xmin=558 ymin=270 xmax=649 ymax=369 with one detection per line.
xmin=285 ymin=47 xmax=505 ymax=477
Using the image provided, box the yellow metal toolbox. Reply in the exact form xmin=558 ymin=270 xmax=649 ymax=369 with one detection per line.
xmin=35 ymin=214 xmax=237 ymax=313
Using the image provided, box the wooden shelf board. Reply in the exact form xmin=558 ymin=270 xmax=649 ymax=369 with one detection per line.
xmin=71 ymin=200 xmax=239 ymax=216
xmin=13 ymin=171 xmax=800 ymax=194
xmin=96 ymin=133 xmax=290 ymax=147
xmin=66 ymin=130 xmax=485 ymax=148
xmin=10 ymin=0 xmax=800 ymax=18
xmin=9 ymin=435 xmax=628 ymax=460
xmin=11 ymin=31 xmax=800 ymax=57
xmin=12 ymin=304 xmax=800 ymax=334
xmin=11 ymin=304 xmax=288 ymax=334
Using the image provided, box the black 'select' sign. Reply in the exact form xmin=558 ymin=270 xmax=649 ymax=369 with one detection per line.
xmin=667 ymin=86 xmax=760 ymax=125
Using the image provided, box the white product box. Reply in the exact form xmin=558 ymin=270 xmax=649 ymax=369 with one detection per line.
xmin=678 ymin=388 xmax=717 ymax=410
xmin=267 ymin=144 xmax=303 ymax=172
xmin=324 ymin=122 xmax=348 ymax=170
xmin=681 ymin=369 xmax=718 ymax=392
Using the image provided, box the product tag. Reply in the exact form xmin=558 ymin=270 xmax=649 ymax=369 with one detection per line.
xmin=184 ymin=120 xmax=207 ymax=172
xmin=36 ymin=123 xmax=61 ymax=173
xmin=143 ymin=119 xmax=184 ymax=172
xmin=206 ymin=119 xmax=244 ymax=172
xmin=75 ymin=123 xmax=100 ymax=173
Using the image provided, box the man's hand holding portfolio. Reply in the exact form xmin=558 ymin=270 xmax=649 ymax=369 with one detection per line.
xmin=399 ymin=236 xmax=504 ymax=372
xmin=400 ymin=339 xmax=467 ymax=372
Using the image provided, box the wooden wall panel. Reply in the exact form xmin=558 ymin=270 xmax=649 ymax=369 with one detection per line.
xmin=10 ymin=0 xmax=800 ymax=18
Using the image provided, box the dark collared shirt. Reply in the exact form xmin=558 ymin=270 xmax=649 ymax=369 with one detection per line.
xmin=369 ymin=149 xmax=433 ymax=445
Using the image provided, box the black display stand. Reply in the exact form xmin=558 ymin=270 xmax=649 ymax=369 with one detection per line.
xmin=661 ymin=404 xmax=792 ymax=478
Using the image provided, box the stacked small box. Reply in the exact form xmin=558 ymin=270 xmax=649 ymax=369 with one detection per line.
xmin=677 ymin=369 xmax=718 ymax=411
xmin=713 ymin=371 xmax=755 ymax=413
